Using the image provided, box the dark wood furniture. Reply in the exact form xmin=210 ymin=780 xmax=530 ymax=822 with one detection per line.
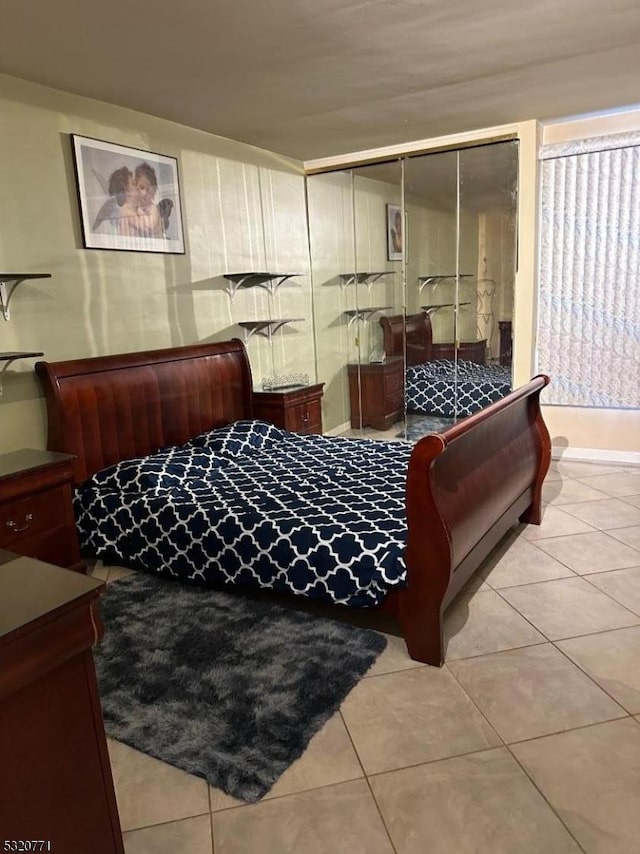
xmin=431 ymin=339 xmax=487 ymax=364
xmin=0 ymin=449 xmax=84 ymax=571
xmin=0 ymin=553 xmax=123 ymax=852
xmin=35 ymin=339 xmax=550 ymax=667
xmin=499 ymin=320 xmax=513 ymax=366
xmin=381 ymin=311 xmax=489 ymax=366
xmin=347 ymin=358 xmax=404 ymax=430
xmin=381 ymin=311 xmax=433 ymax=366
xmin=252 ymin=383 xmax=324 ymax=434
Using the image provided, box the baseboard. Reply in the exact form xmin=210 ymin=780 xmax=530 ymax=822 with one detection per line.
xmin=324 ymin=420 xmax=351 ymax=437
xmin=552 ymin=445 xmax=640 ymax=466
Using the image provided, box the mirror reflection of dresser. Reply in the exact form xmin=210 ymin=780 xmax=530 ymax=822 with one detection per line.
xmin=346 ymin=358 xmax=404 ymax=431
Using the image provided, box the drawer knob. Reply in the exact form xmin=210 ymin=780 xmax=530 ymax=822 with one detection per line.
xmin=6 ymin=512 xmax=33 ymax=533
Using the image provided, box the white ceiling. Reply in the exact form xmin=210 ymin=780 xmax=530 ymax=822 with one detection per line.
xmin=2 ymin=0 xmax=640 ymax=162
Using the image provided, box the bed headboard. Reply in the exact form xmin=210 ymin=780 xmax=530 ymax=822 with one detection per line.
xmin=380 ymin=312 xmax=432 ymax=366
xmin=35 ymin=339 xmax=254 ymax=484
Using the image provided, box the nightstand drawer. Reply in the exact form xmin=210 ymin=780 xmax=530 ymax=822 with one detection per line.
xmin=289 ymin=399 xmax=322 ymax=434
xmin=384 ymin=368 xmax=404 ymax=411
xmin=347 ymin=359 xmax=405 ymax=430
xmin=253 ymin=383 xmax=324 ymax=435
xmin=0 ymin=487 xmax=67 ymax=548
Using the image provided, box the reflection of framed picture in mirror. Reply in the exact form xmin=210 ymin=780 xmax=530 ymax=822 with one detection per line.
xmin=386 ymin=204 xmax=403 ymax=261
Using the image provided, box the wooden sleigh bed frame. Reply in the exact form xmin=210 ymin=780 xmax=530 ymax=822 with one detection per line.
xmin=380 ymin=310 xmax=491 ymax=366
xmin=381 ymin=311 xmax=436 ymax=366
xmin=35 ymin=339 xmax=550 ymax=666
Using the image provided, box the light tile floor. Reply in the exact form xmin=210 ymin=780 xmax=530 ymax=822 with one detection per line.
xmin=94 ymin=458 xmax=640 ymax=854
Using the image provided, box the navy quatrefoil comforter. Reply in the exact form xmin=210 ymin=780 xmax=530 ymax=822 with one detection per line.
xmin=74 ymin=421 xmax=414 ymax=607
xmin=406 ymin=359 xmax=512 ymax=417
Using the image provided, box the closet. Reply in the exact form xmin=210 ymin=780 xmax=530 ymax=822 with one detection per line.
xmin=306 ymin=140 xmax=518 ymax=440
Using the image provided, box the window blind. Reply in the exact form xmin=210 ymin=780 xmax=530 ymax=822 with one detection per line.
xmin=537 ymin=132 xmax=640 ymax=408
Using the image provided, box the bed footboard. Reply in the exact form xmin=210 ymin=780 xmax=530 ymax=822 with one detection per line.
xmin=397 ymin=374 xmax=551 ymax=665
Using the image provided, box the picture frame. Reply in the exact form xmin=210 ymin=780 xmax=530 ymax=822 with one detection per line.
xmin=386 ymin=203 xmax=403 ymax=262
xmin=70 ymin=134 xmax=185 ymax=254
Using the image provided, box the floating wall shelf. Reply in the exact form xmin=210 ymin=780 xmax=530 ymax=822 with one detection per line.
xmin=222 ymin=272 xmax=302 ymax=298
xmin=237 ymin=318 xmax=304 ymax=342
xmin=0 ymin=351 xmax=44 ymax=396
xmin=338 ymin=272 xmax=395 ymax=288
xmin=344 ymin=306 xmax=393 ymax=328
xmin=0 ymin=273 xmax=52 ymax=321
xmin=421 ymin=302 xmax=471 ymax=314
xmin=417 ymin=274 xmax=473 ymax=293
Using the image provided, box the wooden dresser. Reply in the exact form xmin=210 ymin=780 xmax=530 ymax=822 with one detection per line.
xmin=347 ymin=358 xmax=404 ymax=431
xmin=252 ymin=383 xmax=324 ymax=434
xmin=0 ymin=553 xmax=123 ymax=852
xmin=0 ymin=449 xmax=83 ymax=571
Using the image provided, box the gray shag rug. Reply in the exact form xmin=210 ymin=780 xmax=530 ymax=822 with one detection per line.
xmin=94 ymin=572 xmax=386 ymax=803
xmin=400 ymin=414 xmax=456 ymax=442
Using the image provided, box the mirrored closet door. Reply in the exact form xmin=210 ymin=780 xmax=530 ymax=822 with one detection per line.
xmin=306 ymin=161 xmax=404 ymax=438
xmin=400 ymin=140 xmax=518 ymax=441
xmin=306 ymin=139 xmax=518 ymax=443
xmin=401 ymin=149 xmax=459 ymax=439
xmin=350 ymin=160 xmax=404 ymax=439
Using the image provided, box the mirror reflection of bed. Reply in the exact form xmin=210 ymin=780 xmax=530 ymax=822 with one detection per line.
xmin=380 ymin=312 xmax=513 ymax=441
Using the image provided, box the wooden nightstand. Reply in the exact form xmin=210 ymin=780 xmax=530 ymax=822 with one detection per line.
xmin=252 ymin=383 xmax=324 ymax=434
xmin=347 ymin=358 xmax=404 ymax=431
xmin=0 ymin=449 xmax=84 ymax=571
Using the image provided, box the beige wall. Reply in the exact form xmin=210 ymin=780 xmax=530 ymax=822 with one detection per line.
xmin=539 ymin=111 xmax=640 ymax=459
xmin=0 ymin=75 xmax=315 ymax=454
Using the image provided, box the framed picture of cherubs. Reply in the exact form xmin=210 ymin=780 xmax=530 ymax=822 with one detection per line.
xmin=386 ymin=203 xmax=403 ymax=262
xmin=71 ymin=134 xmax=185 ymax=254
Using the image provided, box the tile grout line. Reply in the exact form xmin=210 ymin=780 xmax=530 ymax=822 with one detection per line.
xmin=338 ymin=708 xmax=400 ymax=854
xmin=553 ymin=499 xmax=640 ymax=530
xmin=446 ymin=639 xmax=549 ymax=665
xmin=504 ymin=743 xmax=589 ymax=854
xmin=445 ymin=660 xmax=589 ymax=854
xmin=553 ymin=640 xmax=635 ymax=711
xmin=122 ymin=809 xmax=211 ymax=835
xmin=578 ymin=573 xmax=640 ymax=619
xmin=491 ymin=578 xmax=640 ymax=637
xmin=208 ymin=783 xmax=215 ymax=854
xmin=501 ymin=711 xmax=640 ymax=854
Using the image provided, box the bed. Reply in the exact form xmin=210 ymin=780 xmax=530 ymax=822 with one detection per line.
xmin=35 ymin=339 xmax=550 ymax=666
xmin=380 ymin=312 xmax=512 ymax=418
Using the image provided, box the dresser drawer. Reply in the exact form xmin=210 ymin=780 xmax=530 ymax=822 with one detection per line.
xmin=0 ymin=488 xmax=67 ymax=549
xmin=7 ymin=526 xmax=79 ymax=567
